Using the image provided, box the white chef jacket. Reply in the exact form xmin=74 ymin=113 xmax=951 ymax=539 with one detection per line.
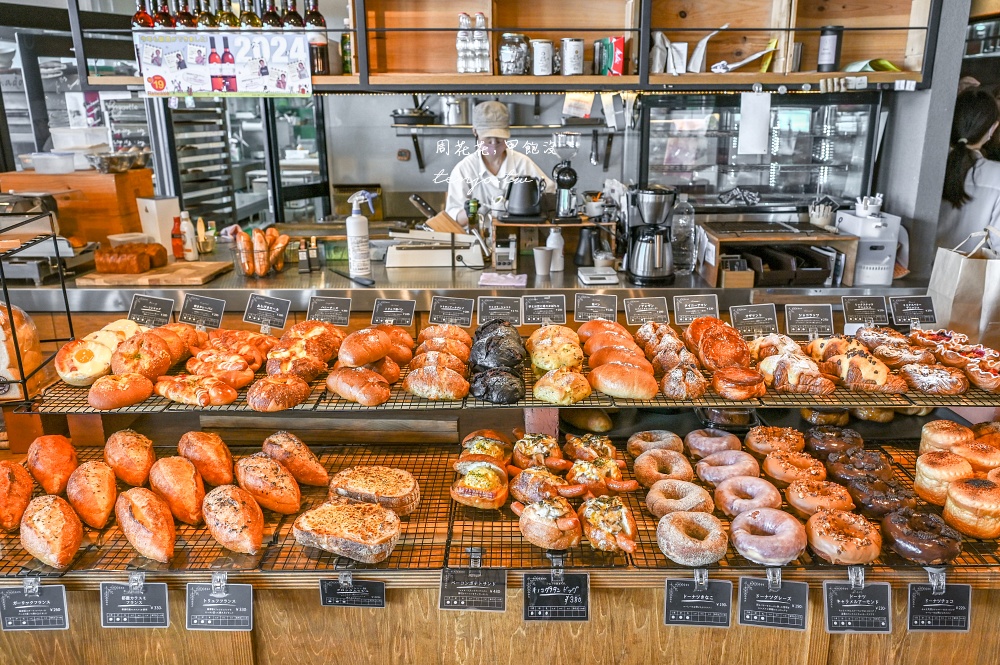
xmin=443 ymin=149 xmax=555 ymax=221
xmin=937 ymin=152 xmax=1000 ymax=250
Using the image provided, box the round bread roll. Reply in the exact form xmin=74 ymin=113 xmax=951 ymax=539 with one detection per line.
xmin=55 ymin=340 xmax=112 ymax=386
xmin=577 ymin=319 xmax=629 ymax=343
xmin=533 ymin=368 xmax=592 ymax=405
xmin=402 ymin=366 xmax=470 ymax=401
xmin=147 ymin=327 xmax=187 ymax=363
xmin=84 ymin=329 xmax=125 ymax=351
xmin=246 ymin=374 xmax=311 ymax=412
xmin=417 ymin=324 xmax=472 ymax=348
xmin=111 ymin=332 xmax=172 ymax=381
xmin=588 ymin=361 xmax=658 ymax=400
xmin=103 ymin=319 xmax=142 ymax=339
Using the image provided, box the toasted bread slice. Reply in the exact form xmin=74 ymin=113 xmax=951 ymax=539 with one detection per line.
xmin=327 ymin=466 xmax=420 ymax=516
xmin=292 ymin=498 xmax=400 ymax=563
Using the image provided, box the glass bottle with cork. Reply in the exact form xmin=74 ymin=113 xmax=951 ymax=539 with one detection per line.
xmin=260 ymin=0 xmax=282 ymax=29
xmin=195 ymin=0 xmax=217 ymax=28
xmin=215 ymin=0 xmax=239 ymax=29
xmin=239 ymin=0 xmax=261 ymax=28
xmin=281 ymin=0 xmax=304 ymax=28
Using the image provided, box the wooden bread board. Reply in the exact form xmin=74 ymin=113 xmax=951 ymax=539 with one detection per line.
xmin=76 ymin=261 xmax=233 ymax=285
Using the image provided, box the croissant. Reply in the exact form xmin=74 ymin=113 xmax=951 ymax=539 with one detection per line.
xmin=822 ymin=350 xmax=907 ymax=394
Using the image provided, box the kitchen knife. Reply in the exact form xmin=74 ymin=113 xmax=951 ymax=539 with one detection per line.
xmin=409 ymin=194 xmax=437 ymax=219
xmin=329 ymin=268 xmax=375 ymax=287
xmin=603 ymin=133 xmax=614 ymax=171
xmin=590 ymin=130 xmax=599 ymax=165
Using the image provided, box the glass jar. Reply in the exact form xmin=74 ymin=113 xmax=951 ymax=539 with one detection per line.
xmin=499 ymin=33 xmax=529 ymax=75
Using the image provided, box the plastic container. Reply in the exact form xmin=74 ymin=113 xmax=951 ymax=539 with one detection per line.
xmin=50 ymin=126 xmax=109 ymax=150
xmin=231 ymin=241 xmax=299 ymax=278
xmin=107 ymin=233 xmax=151 ymax=247
xmin=31 ymin=152 xmax=75 ymax=174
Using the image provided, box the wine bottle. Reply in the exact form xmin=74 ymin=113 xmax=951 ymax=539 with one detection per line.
xmin=281 ymin=0 xmax=303 ymax=28
xmin=215 ymin=0 xmax=239 ymax=29
xmin=239 ymin=0 xmax=261 ymax=28
xmin=175 ymin=0 xmax=197 ymax=29
xmin=196 ymin=0 xmax=217 ymax=28
xmin=221 ymin=36 xmax=237 ymax=91
xmin=209 ymin=36 xmax=224 ymax=91
xmin=152 ymin=0 xmax=175 ymax=28
xmin=132 ymin=0 xmax=154 ymax=29
xmin=304 ymin=0 xmax=328 ymax=75
xmin=261 ymin=0 xmax=281 ymax=29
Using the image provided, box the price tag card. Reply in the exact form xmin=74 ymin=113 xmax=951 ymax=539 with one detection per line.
xmin=784 ymin=304 xmax=835 ymax=339
xmin=523 ymin=573 xmax=590 ymax=622
xmin=478 ymin=296 xmax=522 ymax=326
xmin=0 ymin=585 xmax=69 ymax=631
xmin=737 ymin=577 xmax=808 ymax=631
xmin=371 ymin=299 xmax=416 ymax=327
xmin=823 ymin=581 xmax=891 ymax=634
xmin=178 ymin=294 xmax=226 ymax=330
xmin=438 ymin=568 xmax=507 ymax=613
xmin=664 ymin=579 xmax=732 ymax=628
xmin=729 ymin=304 xmax=779 ymax=337
xmin=889 ymin=296 xmax=937 ymax=326
xmin=100 ymin=582 xmax=170 ymax=628
xmin=907 ymin=584 xmax=971 ymax=632
xmin=624 ymin=297 xmax=670 ymax=325
xmin=307 ymin=296 xmax=351 ymax=327
xmin=429 ymin=296 xmax=475 ymax=327
xmin=574 ymin=294 xmax=618 ymax=323
xmin=319 ymin=579 xmax=385 ymax=609
xmin=522 ymin=295 xmax=567 ymax=325
xmin=673 ymin=294 xmax=720 ymax=325
xmin=243 ymin=294 xmax=291 ymax=330
xmin=186 ymin=583 xmax=253 ymax=631
xmin=127 ymin=294 xmax=174 ymax=328
xmin=841 ymin=296 xmax=889 ymax=326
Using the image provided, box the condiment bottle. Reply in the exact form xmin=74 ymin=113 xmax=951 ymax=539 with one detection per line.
xmin=346 ymin=190 xmax=376 ymax=276
xmin=171 ymin=215 xmax=184 ymax=260
xmin=546 ymin=227 xmax=564 ymax=271
xmin=180 ymin=211 xmax=199 ymax=261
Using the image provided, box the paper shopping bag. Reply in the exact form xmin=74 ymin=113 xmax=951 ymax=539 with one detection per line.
xmin=927 ymin=233 xmax=1000 ymax=348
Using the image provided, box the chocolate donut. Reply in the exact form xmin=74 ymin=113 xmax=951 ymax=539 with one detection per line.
xmin=881 ymin=508 xmax=963 ymax=565
xmin=825 ymin=447 xmax=893 ymax=484
xmin=846 ymin=474 xmax=917 ymax=518
xmin=805 ymin=427 xmax=863 ymax=456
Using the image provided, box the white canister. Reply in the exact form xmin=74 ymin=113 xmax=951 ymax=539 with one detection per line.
xmin=561 ymin=38 xmax=585 ymax=75
xmin=531 ymin=40 xmax=553 ymax=76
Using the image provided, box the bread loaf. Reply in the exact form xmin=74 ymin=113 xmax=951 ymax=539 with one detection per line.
xmin=328 ymin=465 xmax=420 ymax=516
xmin=26 ymin=434 xmax=78 ymax=495
xmin=402 ymin=365 xmax=469 ymax=400
xmin=20 ymin=495 xmax=82 ymax=569
xmin=95 ymin=248 xmax=150 ymax=274
xmin=338 ymin=328 xmax=392 ymax=367
xmin=149 ymin=456 xmax=206 ymax=525
xmin=262 ymin=431 xmax=329 ymax=486
xmin=325 ymin=367 xmax=391 ymax=406
xmin=65 ymin=461 xmax=117 ymax=529
xmin=178 ymin=431 xmax=234 ymax=486
xmin=104 ymin=429 xmax=156 ymax=486
xmin=588 ymin=361 xmax=659 ymax=400
xmin=202 ymin=485 xmax=264 ymax=554
xmin=235 ymin=452 xmax=301 ymax=514
xmin=115 ymin=488 xmax=176 ymax=563
xmin=292 ymin=497 xmax=400 ymax=563
xmin=0 ymin=460 xmax=34 ymax=531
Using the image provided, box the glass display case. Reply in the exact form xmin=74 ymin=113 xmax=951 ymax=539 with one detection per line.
xmin=638 ymin=93 xmax=882 ymax=209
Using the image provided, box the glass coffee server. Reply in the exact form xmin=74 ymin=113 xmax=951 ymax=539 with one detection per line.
xmin=638 ymin=93 xmax=882 ymax=210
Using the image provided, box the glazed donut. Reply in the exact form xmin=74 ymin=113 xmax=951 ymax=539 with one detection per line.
xmin=55 ymin=340 xmax=113 ymax=386
xmin=744 ymin=426 xmax=805 ymax=457
xmin=656 ymin=511 xmax=728 ymax=567
xmin=950 ymin=440 xmax=1000 ymax=476
xmin=110 ymin=332 xmax=172 ymax=381
xmin=713 ymin=476 xmax=782 ymax=517
xmin=806 ymin=510 xmax=882 ymax=565
xmin=696 ymin=450 xmax=759 ymax=487
xmin=882 ymin=508 xmax=963 ymax=565
xmin=633 ymin=450 xmax=693 ymax=487
xmin=684 ymin=428 xmax=741 ymax=459
xmin=87 ymin=373 xmax=154 ymax=410
xmin=825 ymin=447 xmax=893 ymax=484
xmin=784 ymin=480 xmax=855 ymax=519
xmin=944 ymin=478 xmax=1000 ymax=539
xmin=627 ymin=430 xmax=683 ymax=457
xmin=762 ymin=451 xmax=826 ymax=488
xmin=846 ymin=474 xmax=917 ymax=518
xmin=645 ymin=480 xmax=714 ymax=518
xmin=246 ymin=374 xmax=311 ymax=412
xmin=800 ymin=408 xmax=850 ymax=427
xmin=805 ymin=427 xmax=863 ymax=456
xmin=730 ymin=508 xmax=808 ymax=566
xmin=914 ymin=452 xmax=974 ymax=505
xmin=919 ymin=420 xmax=974 ymax=455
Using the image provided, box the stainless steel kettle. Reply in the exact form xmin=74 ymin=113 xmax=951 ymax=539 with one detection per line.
xmin=627 ymin=224 xmax=674 ymax=286
xmin=504 ymin=177 xmax=544 ymax=216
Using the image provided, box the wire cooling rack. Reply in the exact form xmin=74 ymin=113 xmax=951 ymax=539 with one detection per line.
xmin=315 ymin=367 xmax=466 ymax=411
xmin=260 ymin=444 xmax=455 ymax=571
xmin=902 ymin=386 xmax=1000 ymax=408
xmin=758 ymin=387 xmax=911 ymax=408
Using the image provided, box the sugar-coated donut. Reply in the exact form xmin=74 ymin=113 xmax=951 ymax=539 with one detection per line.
xmin=55 ymin=340 xmax=113 ymax=386
xmin=730 ymin=508 xmax=807 ymax=566
xmin=882 ymin=508 xmax=963 ymax=565
xmin=714 ymin=476 xmax=782 ymax=517
xmin=656 ymin=511 xmax=728 ymax=567
xmin=806 ymin=509 xmax=882 ymax=565
xmin=763 ymin=451 xmax=826 ymax=488
xmin=696 ymin=450 xmax=759 ymax=487
xmin=645 ymin=480 xmax=714 ymax=518
xmin=684 ymin=428 xmax=741 ymax=459
xmin=914 ymin=452 xmax=974 ymax=505
xmin=784 ymin=480 xmax=855 ymax=519
xmin=627 ymin=430 xmax=683 ymax=457
xmin=919 ymin=420 xmax=974 ymax=455
xmin=744 ymin=426 xmax=805 ymax=457
xmin=633 ymin=449 xmax=693 ymax=487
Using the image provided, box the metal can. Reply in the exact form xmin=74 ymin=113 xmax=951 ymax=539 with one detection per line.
xmin=561 ymin=38 xmax=585 ymax=75
xmin=531 ymin=39 xmax=553 ymax=76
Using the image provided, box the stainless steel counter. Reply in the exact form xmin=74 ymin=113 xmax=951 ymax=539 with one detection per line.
xmin=5 ymin=256 xmax=929 ymax=313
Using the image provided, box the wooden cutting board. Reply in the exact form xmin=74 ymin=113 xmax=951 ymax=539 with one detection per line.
xmin=76 ymin=261 xmax=233 ymax=286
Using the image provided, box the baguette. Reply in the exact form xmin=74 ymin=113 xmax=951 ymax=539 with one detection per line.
xmin=26 ymin=434 xmax=78 ymax=495
xmin=292 ymin=497 xmax=400 ymax=564
xmin=235 ymin=452 xmax=301 ymax=514
xmin=202 ymin=485 xmax=264 ymax=555
xmin=269 ymin=234 xmax=289 ymax=272
xmin=65 ymin=461 xmax=117 ymax=529
xmin=149 ymin=456 xmax=206 ymax=525
xmin=0 ymin=460 xmax=34 ymax=532
xmin=262 ymin=431 xmax=329 ymax=486
xmin=264 ymin=226 xmax=279 ymax=248
xmin=328 ymin=465 xmax=421 ymax=516
xmin=325 ymin=366 xmax=391 ymax=406
xmin=252 ymin=228 xmax=270 ymax=277
xmin=115 ymin=488 xmax=176 ymax=563
xmin=20 ymin=495 xmax=82 ymax=569
xmin=236 ymin=231 xmax=254 ymax=276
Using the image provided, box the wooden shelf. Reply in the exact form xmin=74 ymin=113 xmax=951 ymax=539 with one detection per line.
xmin=89 ymin=75 xmax=362 ymax=90
xmin=648 ymin=70 xmax=922 ymax=88
xmin=368 ymin=73 xmax=641 ymax=89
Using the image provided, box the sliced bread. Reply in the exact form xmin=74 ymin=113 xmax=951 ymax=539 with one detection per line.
xmin=328 ymin=465 xmax=420 ymax=516
xmin=293 ymin=498 xmax=400 ymax=563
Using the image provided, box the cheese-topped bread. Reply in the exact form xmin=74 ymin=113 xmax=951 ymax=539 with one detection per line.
xmin=292 ymin=498 xmax=400 ymax=563
xmin=328 ymin=466 xmax=420 ymax=516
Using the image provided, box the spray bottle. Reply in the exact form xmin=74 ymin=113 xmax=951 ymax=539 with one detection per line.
xmin=346 ymin=190 xmax=376 ymax=276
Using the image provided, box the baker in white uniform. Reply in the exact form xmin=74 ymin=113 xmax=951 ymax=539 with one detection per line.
xmin=443 ymin=101 xmax=554 ymax=225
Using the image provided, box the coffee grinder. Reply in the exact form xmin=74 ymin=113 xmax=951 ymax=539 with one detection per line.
xmin=626 ymin=186 xmax=676 ymax=286
xmin=551 ymin=132 xmax=581 ymax=220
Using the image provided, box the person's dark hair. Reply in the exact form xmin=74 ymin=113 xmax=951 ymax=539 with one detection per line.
xmin=944 ymin=89 xmax=1000 ymax=208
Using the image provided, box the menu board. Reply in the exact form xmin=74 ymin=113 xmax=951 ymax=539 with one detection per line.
xmin=134 ymin=32 xmax=312 ymax=97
